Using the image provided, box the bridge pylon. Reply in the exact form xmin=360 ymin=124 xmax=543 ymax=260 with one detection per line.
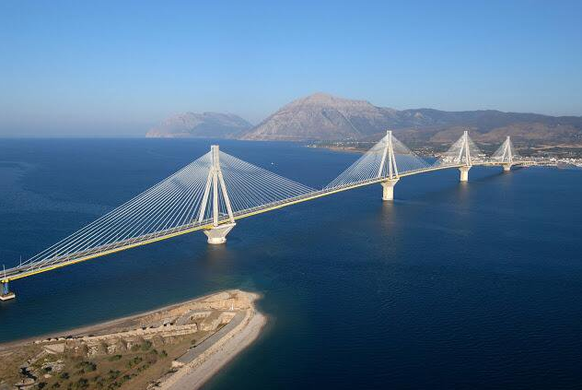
xmin=434 ymin=129 xmax=484 ymax=181
xmin=500 ymin=136 xmax=514 ymax=172
xmin=458 ymin=130 xmax=472 ymax=182
xmin=198 ymin=145 xmax=236 ymax=244
xmin=1 ymin=266 xmax=15 ymax=301
xmin=379 ymin=130 xmax=399 ymax=200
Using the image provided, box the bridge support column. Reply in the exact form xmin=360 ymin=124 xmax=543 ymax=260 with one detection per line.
xmin=381 ymin=178 xmax=399 ymax=201
xmin=459 ymin=166 xmax=471 ymax=182
xmin=0 ymin=280 xmax=15 ymax=301
xmin=198 ymin=145 xmax=236 ymax=245
xmin=204 ymin=223 xmax=236 ymax=245
xmin=502 ymin=163 xmax=512 ymax=172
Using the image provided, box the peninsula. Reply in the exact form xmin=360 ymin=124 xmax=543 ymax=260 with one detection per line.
xmin=0 ymin=290 xmax=266 ymax=390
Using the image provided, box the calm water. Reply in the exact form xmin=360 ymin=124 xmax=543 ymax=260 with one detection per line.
xmin=1 ymin=139 xmax=581 ymax=389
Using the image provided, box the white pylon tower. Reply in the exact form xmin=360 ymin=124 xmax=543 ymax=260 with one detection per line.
xmin=458 ymin=130 xmax=472 ymax=182
xmin=501 ymin=136 xmax=513 ymax=172
xmin=380 ymin=130 xmax=399 ymax=200
xmin=198 ymin=145 xmax=236 ymax=244
xmin=1 ymin=264 xmax=15 ymax=301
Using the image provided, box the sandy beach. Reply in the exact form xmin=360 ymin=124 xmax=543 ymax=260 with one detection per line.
xmin=159 ymin=309 xmax=267 ymax=389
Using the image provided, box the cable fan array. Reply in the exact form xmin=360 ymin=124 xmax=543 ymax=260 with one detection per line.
xmin=199 ymin=151 xmax=317 ymax=221
xmin=433 ymin=132 xmax=487 ymax=167
xmin=19 ymin=150 xmax=316 ymax=272
xmin=325 ymin=132 xmax=430 ymax=188
xmin=491 ymin=137 xmax=519 ymax=163
xmin=9 ymin=130 xmax=524 ymax=276
xmin=19 ymin=153 xmax=214 ymax=271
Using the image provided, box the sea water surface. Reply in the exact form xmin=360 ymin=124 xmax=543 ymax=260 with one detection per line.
xmin=1 ymin=139 xmax=581 ymax=389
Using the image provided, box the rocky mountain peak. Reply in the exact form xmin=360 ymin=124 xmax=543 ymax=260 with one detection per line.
xmin=238 ymin=93 xmax=391 ymax=141
xmin=285 ymin=92 xmax=375 ymax=110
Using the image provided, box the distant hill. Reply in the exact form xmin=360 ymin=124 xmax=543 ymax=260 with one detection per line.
xmin=147 ymin=94 xmax=582 ymax=147
xmin=238 ymin=93 xmax=397 ymax=141
xmin=146 ymin=112 xmax=252 ymax=138
xmin=238 ymin=93 xmax=582 ymax=146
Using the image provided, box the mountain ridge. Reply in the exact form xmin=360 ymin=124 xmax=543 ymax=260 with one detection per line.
xmin=239 ymin=93 xmax=582 ymax=145
xmin=147 ymin=93 xmax=582 ymax=145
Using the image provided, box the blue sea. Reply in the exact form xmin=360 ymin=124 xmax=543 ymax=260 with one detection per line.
xmin=1 ymin=139 xmax=581 ymax=389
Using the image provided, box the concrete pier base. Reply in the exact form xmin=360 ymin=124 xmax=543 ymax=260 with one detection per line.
xmin=459 ymin=166 xmax=471 ymax=182
xmin=0 ymin=292 xmax=15 ymax=301
xmin=381 ymin=178 xmax=399 ymax=201
xmin=1 ymin=281 xmax=15 ymax=301
xmin=502 ymin=164 xmax=512 ymax=172
xmin=204 ymin=223 xmax=236 ymax=244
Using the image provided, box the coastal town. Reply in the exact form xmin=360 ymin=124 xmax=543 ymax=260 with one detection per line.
xmin=307 ymin=141 xmax=582 ymax=168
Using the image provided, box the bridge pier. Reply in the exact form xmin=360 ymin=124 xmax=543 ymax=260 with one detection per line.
xmin=381 ymin=178 xmax=399 ymax=201
xmin=459 ymin=166 xmax=471 ymax=182
xmin=502 ymin=163 xmax=512 ymax=172
xmin=1 ymin=280 xmax=15 ymax=301
xmin=204 ymin=223 xmax=236 ymax=244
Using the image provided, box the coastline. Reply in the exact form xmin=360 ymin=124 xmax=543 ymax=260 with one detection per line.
xmin=0 ymin=290 xmax=267 ymax=390
xmin=0 ymin=290 xmax=243 ymax=351
xmin=158 ymin=307 xmax=267 ymax=390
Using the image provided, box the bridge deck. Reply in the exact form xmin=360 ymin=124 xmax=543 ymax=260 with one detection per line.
xmin=3 ymin=161 xmax=533 ymax=283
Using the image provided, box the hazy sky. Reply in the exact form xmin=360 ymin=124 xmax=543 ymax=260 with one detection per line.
xmin=1 ymin=0 xmax=581 ymax=137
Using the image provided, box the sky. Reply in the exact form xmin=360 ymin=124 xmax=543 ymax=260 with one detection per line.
xmin=1 ymin=0 xmax=581 ymax=137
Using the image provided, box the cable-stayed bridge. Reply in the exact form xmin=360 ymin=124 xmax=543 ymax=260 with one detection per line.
xmin=1 ymin=131 xmax=533 ymax=300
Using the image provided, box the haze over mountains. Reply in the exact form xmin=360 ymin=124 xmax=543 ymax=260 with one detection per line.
xmin=146 ymin=112 xmax=251 ymax=138
xmin=147 ymin=93 xmax=582 ymax=146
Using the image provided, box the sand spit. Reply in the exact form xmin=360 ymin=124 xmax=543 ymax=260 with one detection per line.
xmin=157 ymin=304 xmax=266 ymax=389
xmin=0 ymin=290 xmax=266 ymax=390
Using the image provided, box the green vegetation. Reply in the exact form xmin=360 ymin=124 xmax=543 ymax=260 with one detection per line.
xmin=127 ymin=356 xmax=143 ymax=369
xmin=108 ymin=354 xmax=122 ymax=362
xmin=140 ymin=340 xmax=152 ymax=351
xmin=107 ymin=369 xmax=121 ymax=380
xmin=74 ymin=377 xmax=89 ymax=389
xmin=75 ymin=361 xmax=97 ymax=374
xmin=7 ymin=345 xmax=178 ymax=390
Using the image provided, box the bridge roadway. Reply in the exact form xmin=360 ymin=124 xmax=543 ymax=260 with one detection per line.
xmin=2 ymin=161 xmax=532 ymax=283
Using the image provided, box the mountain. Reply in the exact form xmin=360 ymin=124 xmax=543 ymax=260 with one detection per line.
xmin=146 ymin=112 xmax=252 ymax=138
xmin=238 ymin=93 xmax=582 ymax=146
xmin=238 ymin=93 xmax=398 ymax=141
xmin=392 ymin=108 xmax=582 ymax=146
